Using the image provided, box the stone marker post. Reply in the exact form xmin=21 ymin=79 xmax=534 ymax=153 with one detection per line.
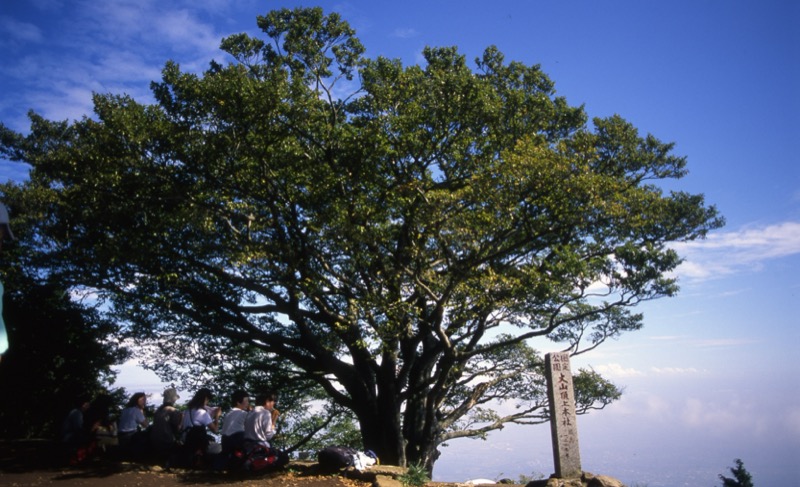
xmin=545 ymin=352 xmax=582 ymax=478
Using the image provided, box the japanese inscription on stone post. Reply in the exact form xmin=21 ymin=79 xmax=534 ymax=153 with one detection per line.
xmin=545 ymin=352 xmax=582 ymax=478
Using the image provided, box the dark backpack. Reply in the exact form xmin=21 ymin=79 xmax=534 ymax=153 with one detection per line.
xmin=242 ymin=443 xmax=289 ymax=472
xmin=317 ymin=446 xmax=358 ymax=471
xmin=181 ymin=409 xmax=211 ymax=455
xmin=183 ymin=425 xmax=209 ymax=453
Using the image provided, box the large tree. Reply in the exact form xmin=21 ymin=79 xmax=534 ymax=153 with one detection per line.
xmin=0 ymin=7 xmax=722 ymax=471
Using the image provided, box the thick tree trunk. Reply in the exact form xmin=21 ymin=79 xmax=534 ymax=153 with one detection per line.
xmin=403 ymin=388 xmax=441 ymax=475
xmin=349 ymin=338 xmax=444 ymax=471
xmin=356 ymin=393 xmax=406 ymax=467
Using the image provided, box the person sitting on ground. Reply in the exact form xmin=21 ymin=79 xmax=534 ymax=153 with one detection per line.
xmin=59 ymin=392 xmax=115 ymax=465
xmin=149 ymin=387 xmax=183 ymax=460
xmin=213 ymin=389 xmax=250 ymax=470
xmin=118 ymin=392 xmax=149 ymax=457
xmin=180 ymin=387 xmax=222 ymax=461
xmin=84 ymin=393 xmax=117 ymax=451
xmin=243 ymin=390 xmax=289 ymax=469
xmin=244 ymin=391 xmax=278 ymax=448
xmin=221 ymin=390 xmax=250 ymax=454
xmin=60 ymin=392 xmax=91 ymax=460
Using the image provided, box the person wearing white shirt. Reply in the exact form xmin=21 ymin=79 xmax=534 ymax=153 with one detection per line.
xmin=241 ymin=390 xmax=289 ymax=470
xmin=118 ymin=392 xmax=149 ymax=456
xmin=118 ymin=393 xmax=149 ymax=434
xmin=244 ymin=391 xmax=279 ymax=448
xmin=221 ymin=390 xmax=250 ymax=452
xmin=212 ymin=389 xmax=250 ymax=470
xmin=181 ymin=388 xmax=222 ymax=457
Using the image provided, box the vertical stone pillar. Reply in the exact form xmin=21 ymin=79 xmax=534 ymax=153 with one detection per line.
xmin=545 ymin=352 xmax=582 ymax=478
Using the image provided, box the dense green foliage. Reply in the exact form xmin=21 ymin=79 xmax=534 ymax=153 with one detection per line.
xmin=0 ymin=263 xmax=129 ymax=439
xmin=0 ymin=7 xmax=722 ymax=470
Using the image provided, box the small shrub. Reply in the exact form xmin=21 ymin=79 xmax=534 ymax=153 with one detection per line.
xmin=515 ymin=472 xmax=546 ymax=484
xmin=399 ymin=463 xmax=430 ymax=487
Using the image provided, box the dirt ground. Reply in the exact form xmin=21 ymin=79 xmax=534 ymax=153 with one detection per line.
xmin=0 ymin=440 xmax=464 ymax=487
xmin=0 ymin=466 xmax=375 ymax=487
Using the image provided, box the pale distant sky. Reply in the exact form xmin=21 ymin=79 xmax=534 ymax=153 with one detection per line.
xmin=1 ymin=2 xmax=798 ymax=486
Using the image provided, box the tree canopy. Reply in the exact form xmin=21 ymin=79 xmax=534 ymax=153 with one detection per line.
xmin=0 ymin=7 xmax=722 ymax=471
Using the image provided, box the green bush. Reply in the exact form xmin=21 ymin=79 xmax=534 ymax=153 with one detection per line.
xmin=399 ymin=463 xmax=430 ymax=487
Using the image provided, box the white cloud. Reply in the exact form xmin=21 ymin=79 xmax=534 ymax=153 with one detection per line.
xmin=601 ymin=390 xmax=672 ymax=420
xmin=683 ymin=397 xmax=737 ymax=428
xmin=152 ymin=8 xmax=221 ymax=56
xmin=672 ymin=221 xmax=800 ymax=280
xmin=594 ymin=361 xmax=710 ymax=379
xmin=641 ymin=393 xmax=671 ymax=418
xmin=27 ymin=84 xmax=96 ymax=124
xmin=681 ymin=397 xmax=771 ymax=437
xmin=78 ymin=0 xmax=223 ymax=64
xmin=114 ymin=361 xmax=174 ymax=396
xmin=593 ymin=363 xmax=645 ymax=378
xmin=0 ymin=16 xmax=44 ymax=44
xmin=0 ymin=0 xmax=233 ymax=129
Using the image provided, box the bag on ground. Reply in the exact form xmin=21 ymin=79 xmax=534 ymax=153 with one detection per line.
xmin=317 ymin=445 xmax=359 ymax=470
xmin=242 ymin=443 xmax=288 ymax=472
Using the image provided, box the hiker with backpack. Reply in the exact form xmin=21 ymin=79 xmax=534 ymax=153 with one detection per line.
xmin=149 ymin=387 xmax=183 ymax=461
xmin=178 ymin=388 xmax=222 ymax=466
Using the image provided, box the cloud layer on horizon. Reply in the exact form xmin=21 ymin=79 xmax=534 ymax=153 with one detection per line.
xmin=673 ymin=221 xmax=800 ymax=280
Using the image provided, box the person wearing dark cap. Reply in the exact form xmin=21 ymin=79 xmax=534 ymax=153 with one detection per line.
xmin=0 ymin=202 xmax=13 ymax=363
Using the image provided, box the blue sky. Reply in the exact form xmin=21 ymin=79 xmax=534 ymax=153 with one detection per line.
xmin=1 ymin=1 xmax=798 ymax=485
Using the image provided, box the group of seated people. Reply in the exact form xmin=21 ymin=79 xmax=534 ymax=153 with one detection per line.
xmin=60 ymin=387 xmax=289 ymax=471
